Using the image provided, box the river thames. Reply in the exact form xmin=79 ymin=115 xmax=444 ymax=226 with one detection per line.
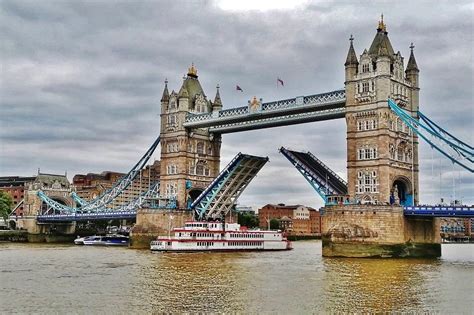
xmin=0 ymin=241 xmax=473 ymax=314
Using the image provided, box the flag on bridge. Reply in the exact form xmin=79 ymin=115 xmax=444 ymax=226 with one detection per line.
xmin=236 ymin=85 xmax=243 ymax=92
xmin=277 ymin=77 xmax=284 ymax=87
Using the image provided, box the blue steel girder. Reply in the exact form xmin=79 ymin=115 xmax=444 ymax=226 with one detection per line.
xmin=208 ymin=107 xmax=346 ymax=134
xmin=192 ymin=153 xmax=268 ymax=220
xmin=404 ymin=206 xmax=474 ymax=218
xmin=78 ymin=135 xmax=161 ymax=211
xmin=37 ymin=181 xmax=160 ymax=217
xmin=184 ymin=90 xmax=346 ymax=133
xmin=418 ymin=111 xmax=473 ymax=152
xmin=71 ymin=192 xmax=87 ymax=206
xmin=388 ymin=99 xmax=473 ymax=172
xmin=37 ymin=191 xmax=76 ymax=214
xmin=37 ymin=136 xmax=161 ymax=213
xmin=37 ymin=211 xmax=137 ymax=222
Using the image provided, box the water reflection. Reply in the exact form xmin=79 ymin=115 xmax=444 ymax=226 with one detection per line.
xmin=0 ymin=242 xmax=472 ymax=314
xmin=135 ymin=252 xmax=248 ymax=313
xmin=322 ymin=257 xmax=441 ymax=313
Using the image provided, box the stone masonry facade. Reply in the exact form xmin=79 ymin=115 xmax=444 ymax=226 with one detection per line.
xmin=344 ymin=17 xmax=420 ymax=206
xmin=159 ymin=65 xmax=222 ymax=209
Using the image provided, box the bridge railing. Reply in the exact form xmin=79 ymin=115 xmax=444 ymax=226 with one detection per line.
xmin=37 ymin=211 xmax=137 ymax=222
xmin=184 ymin=89 xmax=346 ymax=126
xmin=404 ymin=206 xmax=474 ymax=217
xmin=306 ymin=151 xmax=348 ymax=187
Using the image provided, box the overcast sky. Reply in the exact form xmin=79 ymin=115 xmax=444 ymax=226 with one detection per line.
xmin=1 ymin=0 xmax=473 ymax=209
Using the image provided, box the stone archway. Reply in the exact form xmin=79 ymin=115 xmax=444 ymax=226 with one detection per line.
xmin=391 ymin=177 xmax=412 ymax=206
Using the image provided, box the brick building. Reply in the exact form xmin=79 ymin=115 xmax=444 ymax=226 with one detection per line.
xmin=0 ymin=176 xmax=36 ymax=216
xmin=258 ymin=203 xmax=321 ymax=236
xmin=73 ymin=160 xmax=161 ymax=208
xmin=440 ymin=218 xmax=474 ymax=241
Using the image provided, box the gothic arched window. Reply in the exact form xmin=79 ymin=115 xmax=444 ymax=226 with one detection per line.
xmin=197 ymin=142 xmax=204 ymax=155
xmin=196 ymin=163 xmax=204 ymax=176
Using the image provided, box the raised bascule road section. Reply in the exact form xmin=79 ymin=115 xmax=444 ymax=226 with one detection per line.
xmin=191 ymin=153 xmax=269 ymax=220
xmin=279 ymin=147 xmax=348 ymax=201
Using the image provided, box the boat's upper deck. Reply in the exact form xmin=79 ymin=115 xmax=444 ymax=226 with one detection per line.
xmin=180 ymin=221 xmax=241 ymax=232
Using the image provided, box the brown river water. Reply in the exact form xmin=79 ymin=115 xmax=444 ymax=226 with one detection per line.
xmin=0 ymin=241 xmax=473 ymax=314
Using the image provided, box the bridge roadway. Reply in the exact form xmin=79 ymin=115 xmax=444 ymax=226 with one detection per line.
xmin=36 ymin=211 xmax=137 ymax=222
xmin=183 ymin=89 xmax=346 ymax=133
xmin=403 ymin=206 xmax=474 ymax=218
xmin=34 ymin=205 xmax=474 ymax=223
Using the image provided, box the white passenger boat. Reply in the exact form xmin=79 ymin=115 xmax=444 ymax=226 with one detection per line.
xmin=150 ymin=221 xmax=292 ymax=252
xmin=74 ymin=236 xmax=87 ymax=245
xmin=80 ymin=235 xmax=129 ymax=246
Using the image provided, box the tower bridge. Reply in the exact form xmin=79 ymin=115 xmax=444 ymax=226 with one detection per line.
xmin=23 ymin=17 xmax=473 ymax=256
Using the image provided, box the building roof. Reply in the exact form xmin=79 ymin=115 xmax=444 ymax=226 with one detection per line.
xmin=345 ymin=36 xmax=359 ymax=66
xmin=262 ymin=204 xmax=316 ymax=211
xmin=180 ymin=75 xmax=206 ymax=101
xmin=161 ymin=79 xmax=170 ymax=102
xmin=213 ymin=84 xmax=222 ymax=107
xmin=35 ymin=173 xmax=70 ymax=188
xmin=406 ymin=45 xmax=419 ymax=72
xmin=368 ymin=17 xmax=395 ymax=59
xmin=0 ymin=176 xmax=36 ymax=187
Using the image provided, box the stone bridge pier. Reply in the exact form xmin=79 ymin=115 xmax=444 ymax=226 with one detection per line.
xmin=11 ymin=173 xmax=77 ymax=242
xmin=321 ymin=205 xmax=441 ymax=258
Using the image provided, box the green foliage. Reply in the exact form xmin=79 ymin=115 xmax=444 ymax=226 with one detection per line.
xmin=270 ymin=218 xmax=279 ymax=230
xmin=0 ymin=191 xmax=14 ymax=222
xmin=237 ymin=212 xmax=259 ymax=228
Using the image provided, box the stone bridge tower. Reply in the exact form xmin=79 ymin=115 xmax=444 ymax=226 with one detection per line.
xmin=344 ymin=16 xmax=420 ymax=206
xmin=159 ymin=65 xmax=222 ymax=209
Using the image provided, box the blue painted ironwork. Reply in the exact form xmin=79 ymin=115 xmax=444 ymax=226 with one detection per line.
xmin=37 ymin=136 xmax=161 ymax=213
xmin=71 ymin=192 xmax=87 ymax=206
xmin=37 ymin=182 xmax=160 ymax=222
xmin=184 ymin=90 xmax=346 ymax=133
xmin=404 ymin=206 xmax=474 ymax=218
xmin=37 ymin=211 xmax=137 ymax=222
xmin=388 ymin=99 xmax=473 ymax=172
xmin=37 ymin=191 xmax=76 ymax=214
xmin=279 ymin=147 xmax=347 ymax=203
xmin=418 ymin=111 xmax=473 ymax=151
xmin=191 ymin=153 xmax=268 ymax=220
xmin=418 ymin=111 xmax=473 ymax=163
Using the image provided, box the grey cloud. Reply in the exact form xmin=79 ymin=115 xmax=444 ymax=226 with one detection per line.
xmin=0 ymin=0 xmax=472 ymax=206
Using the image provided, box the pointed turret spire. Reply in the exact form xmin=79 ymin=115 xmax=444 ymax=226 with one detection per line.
xmin=212 ymin=84 xmax=223 ymax=112
xmin=214 ymin=84 xmax=222 ymax=106
xmin=369 ymin=15 xmax=394 ymax=59
xmin=406 ymin=43 xmax=419 ymax=72
xmin=161 ymin=78 xmax=169 ymax=102
xmin=345 ymin=34 xmax=359 ymax=66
